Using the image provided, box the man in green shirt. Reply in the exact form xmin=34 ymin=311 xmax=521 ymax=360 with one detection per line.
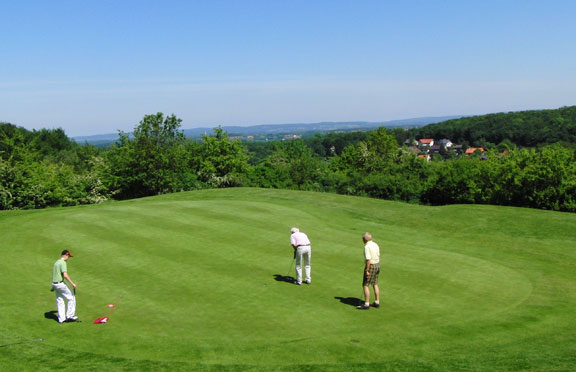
xmin=52 ymin=250 xmax=78 ymax=323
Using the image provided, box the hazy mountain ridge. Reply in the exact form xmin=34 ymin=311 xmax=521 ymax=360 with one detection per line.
xmin=72 ymin=116 xmax=462 ymax=144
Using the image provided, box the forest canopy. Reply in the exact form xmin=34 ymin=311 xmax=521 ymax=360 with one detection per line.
xmin=1 ymin=106 xmax=575 ymax=212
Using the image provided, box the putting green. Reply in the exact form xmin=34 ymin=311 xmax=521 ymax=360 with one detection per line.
xmin=1 ymin=188 xmax=575 ymax=371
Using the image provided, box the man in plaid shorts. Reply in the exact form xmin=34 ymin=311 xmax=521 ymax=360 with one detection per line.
xmin=357 ymin=232 xmax=380 ymax=310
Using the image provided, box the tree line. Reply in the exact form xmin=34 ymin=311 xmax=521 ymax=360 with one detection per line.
xmin=407 ymin=105 xmax=576 ymax=149
xmin=1 ymin=107 xmax=576 ymax=212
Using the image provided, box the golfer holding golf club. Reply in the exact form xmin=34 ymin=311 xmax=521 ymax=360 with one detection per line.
xmin=51 ymin=250 xmax=78 ymax=323
xmin=357 ymin=232 xmax=380 ymax=310
xmin=290 ymin=227 xmax=311 ymax=285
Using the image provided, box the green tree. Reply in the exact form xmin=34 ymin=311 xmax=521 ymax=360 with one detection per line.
xmin=331 ymin=127 xmax=398 ymax=173
xmin=0 ymin=122 xmax=110 ymax=209
xmin=421 ymin=158 xmax=488 ymax=205
xmin=193 ymin=127 xmax=251 ymax=187
xmin=494 ymin=145 xmax=576 ymax=211
xmin=105 ymin=113 xmax=196 ymax=199
xmin=32 ymin=128 xmax=74 ymax=157
xmin=252 ymin=140 xmax=326 ymax=190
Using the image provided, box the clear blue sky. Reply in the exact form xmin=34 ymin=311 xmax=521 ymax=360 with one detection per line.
xmin=2 ymin=0 xmax=575 ymax=136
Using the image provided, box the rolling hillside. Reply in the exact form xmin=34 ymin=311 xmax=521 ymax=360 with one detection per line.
xmin=1 ymin=188 xmax=575 ymax=371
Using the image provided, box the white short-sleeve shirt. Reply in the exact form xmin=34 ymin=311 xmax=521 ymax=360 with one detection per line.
xmin=364 ymin=240 xmax=380 ymax=264
xmin=291 ymin=232 xmax=311 ymax=247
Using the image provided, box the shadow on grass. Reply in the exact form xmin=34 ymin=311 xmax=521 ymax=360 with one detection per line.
xmin=44 ymin=310 xmax=58 ymax=322
xmin=334 ymin=296 xmax=363 ymax=307
xmin=273 ymin=274 xmax=296 ymax=284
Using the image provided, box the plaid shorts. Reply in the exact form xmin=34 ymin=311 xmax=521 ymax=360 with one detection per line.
xmin=362 ymin=263 xmax=380 ymax=286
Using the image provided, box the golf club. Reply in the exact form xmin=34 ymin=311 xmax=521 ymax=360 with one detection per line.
xmin=287 ymin=257 xmax=295 ymax=277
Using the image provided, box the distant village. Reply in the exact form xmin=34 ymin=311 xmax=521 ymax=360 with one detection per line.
xmin=230 ymin=132 xmax=487 ymax=161
xmin=407 ymin=138 xmax=487 ymax=161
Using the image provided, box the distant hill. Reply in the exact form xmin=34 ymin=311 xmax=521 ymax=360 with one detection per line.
xmin=412 ymin=106 xmax=576 ymax=147
xmin=182 ymin=116 xmax=463 ymax=137
xmin=72 ymin=116 xmax=462 ymax=145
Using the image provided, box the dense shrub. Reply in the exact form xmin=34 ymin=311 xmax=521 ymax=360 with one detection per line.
xmin=2 ymin=107 xmax=576 ymax=213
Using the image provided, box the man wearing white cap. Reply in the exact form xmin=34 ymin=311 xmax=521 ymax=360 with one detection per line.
xmin=51 ymin=250 xmax=78 ymax=323
xmin=290 ymin=227 xmax=311 ymax=285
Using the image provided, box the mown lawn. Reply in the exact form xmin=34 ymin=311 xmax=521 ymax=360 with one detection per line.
xmin=1 ymin=188 xmax=575 ymax=371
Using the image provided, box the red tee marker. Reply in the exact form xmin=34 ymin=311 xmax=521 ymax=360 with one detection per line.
xmin=94 ymin=296 xmax=122 ymax=324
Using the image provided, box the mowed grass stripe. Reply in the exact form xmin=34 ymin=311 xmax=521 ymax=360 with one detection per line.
xmin=33 ymin=199 xmax=364 ymax=341
xmin=1 ymin=188 xmax=575 ymax=371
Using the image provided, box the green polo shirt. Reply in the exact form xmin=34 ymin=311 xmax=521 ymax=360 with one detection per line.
xmin=52 ymin=258 xmax=67 ymax=282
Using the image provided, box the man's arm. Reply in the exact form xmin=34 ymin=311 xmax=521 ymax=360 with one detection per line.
xmin=63 ymin=272 xmax=77 ymax=289
xmin=290 ymin=234 xmax=298 ymax=249
xmin=364 ymin=244 xmax=372 ymax=276
xmin=291 ymin=235 xmax=298 ymax=258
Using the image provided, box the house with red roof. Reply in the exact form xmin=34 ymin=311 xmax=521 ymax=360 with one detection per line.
xmin=465 ymin=147 xmax=485 ymax=156
xmin=418 ymin=138 xmax=434 ymax=148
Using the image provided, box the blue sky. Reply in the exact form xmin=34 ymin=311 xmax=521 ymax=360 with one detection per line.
xmin=2 ymin=0 xmax=575 ymax=136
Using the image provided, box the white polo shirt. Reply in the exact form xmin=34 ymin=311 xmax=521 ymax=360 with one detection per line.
xmin=291 ymin=232 xmax=311 ymax=247
xmin=364 ymin=240 xmax=380 ymax=264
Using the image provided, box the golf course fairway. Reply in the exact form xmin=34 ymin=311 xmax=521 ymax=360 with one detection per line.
xmin=1 ymin=188 xmax=575 ymax=371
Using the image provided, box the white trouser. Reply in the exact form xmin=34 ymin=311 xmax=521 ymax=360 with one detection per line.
xmin=295 ymin=245 xmax=311 ymax=283
xmin=52 ymin=282 xmax=76 ymax=323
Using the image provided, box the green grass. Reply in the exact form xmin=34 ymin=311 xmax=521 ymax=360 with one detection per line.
xmin=1 ymin=188 xmax=575 ymax=371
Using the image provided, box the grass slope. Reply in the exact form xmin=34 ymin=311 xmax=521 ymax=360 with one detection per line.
xmin=1 ymin=188 xmax=575 ymax=371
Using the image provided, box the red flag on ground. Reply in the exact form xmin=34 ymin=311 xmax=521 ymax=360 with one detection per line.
xmin=93 ymin=317 xmax=109 ymax=324
xmin=107 ymin=304 xmax=116 ymax=308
